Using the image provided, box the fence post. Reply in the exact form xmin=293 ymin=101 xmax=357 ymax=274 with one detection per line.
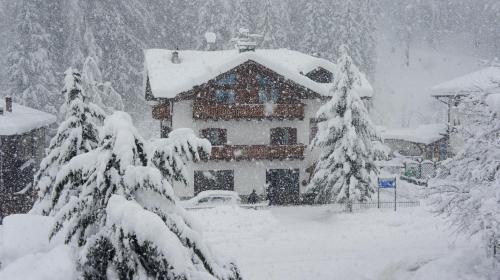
xmin=394 ymin=177 xmax=397 ymax=212
xmin=377 ymin=178 xmax=380 ymax=209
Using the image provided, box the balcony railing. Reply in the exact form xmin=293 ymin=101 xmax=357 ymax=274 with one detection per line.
xmin=193 ymin=102 xmax=305 ymax=120
xmin=210 ymin=144 xmax=305 ymax=161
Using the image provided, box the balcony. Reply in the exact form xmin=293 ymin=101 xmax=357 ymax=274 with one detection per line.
xmin=210 ymin=144 xmax=305 ymax=161
xmin=193 ymin=102 xmax=305 ymax=120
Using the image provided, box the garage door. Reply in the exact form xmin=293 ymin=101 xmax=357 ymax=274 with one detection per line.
xmin=266 ymin=169 xmax=300 ymax=205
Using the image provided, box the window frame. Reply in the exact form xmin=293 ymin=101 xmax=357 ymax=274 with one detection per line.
xmin=270 ymin=127 xmax=297 ymax=145
xmin=201 ymin=128 xmax=227 ymax=146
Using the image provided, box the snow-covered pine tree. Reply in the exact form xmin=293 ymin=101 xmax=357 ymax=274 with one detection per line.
xmin=5 ymin=0 xmax=59 ymax=114
xmin=82 ymin=56 xmax=124 ymax=114
xmin=429 ymin=94 xmax=500 ymax=259
xmin=231 ymin=0 xmax=255 ymax=39
xmin=258 ymin=0 xmax=290 ymax=49
xmin=308 ymin=45 xmax=380 ymax=207
xmin=300 ymin=0 xmax=331 ymax=57
xmin=50 ymin=112 xmax=241 ymax=279
xmin=197 ymin=0 xmax=230 ymax=50
xmin=31 ymin=68 xmax=106 ymax=216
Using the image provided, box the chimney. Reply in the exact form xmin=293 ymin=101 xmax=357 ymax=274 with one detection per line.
xmin=171 ymin=48 xmax=181 ymax=64
xmin=5 ymin=96 xmax=12 ymax=113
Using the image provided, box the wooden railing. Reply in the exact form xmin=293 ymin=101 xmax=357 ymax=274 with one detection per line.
xmin=193 ymin=102 xmax=305 ymax=120
xmin=210 ymin=144 xmax=305 ymax=161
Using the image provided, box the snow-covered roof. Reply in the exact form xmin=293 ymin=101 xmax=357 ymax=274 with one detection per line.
xmin=486 ymin=93 xmax=500 ymax=113
xmin=144 ymin=49 xmax=373 ymax=99
xmin=431 ymin=66 xmax=500 ymax=96
xmin=0 ymin=101 xmax=56 ymax=136
xmin=378 ymin=124 xmax=447 ymax=145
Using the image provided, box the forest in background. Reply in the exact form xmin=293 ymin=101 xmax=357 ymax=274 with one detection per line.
xmin=0 ymin=0 xmax=499 ymax=127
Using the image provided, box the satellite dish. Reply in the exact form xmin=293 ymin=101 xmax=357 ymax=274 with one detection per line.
xmin=205 ymin=32 xmax=216 ymax=44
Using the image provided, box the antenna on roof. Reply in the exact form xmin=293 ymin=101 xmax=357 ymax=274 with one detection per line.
xmin=230 ymin=28 xmax=262 ymax=53
xmin=205 ymin=32 xmax=216 ymax=51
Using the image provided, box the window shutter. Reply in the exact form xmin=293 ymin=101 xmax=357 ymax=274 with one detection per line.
xmin=289 ymin=128 xmax=297 ymax=145
xmin=270 ymin=128 xmax=279 ymax=145
xmin=219 ymin=128 xmax=227 ymax=145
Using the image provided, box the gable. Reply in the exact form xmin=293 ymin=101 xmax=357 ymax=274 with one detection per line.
xmin=190 ymin=60 xmax=321 ymax=103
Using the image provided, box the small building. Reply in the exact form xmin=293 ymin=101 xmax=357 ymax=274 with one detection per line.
xmin=0 ymin=97 xmax=56 ymax=221
xmin=143 ymin=48 xmax=373 ymax=204
xmin=431 ymin=66 xmax=500 ymax=155
xmin=378 ymin=124 xmax=448 ymax=161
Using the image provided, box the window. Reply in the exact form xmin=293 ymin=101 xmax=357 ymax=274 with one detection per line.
xmin=215 ymin=89 xmax=236 ymax=104
xmin=270 ymin=127 xmax=297 ymax=145
xmin=216 ymin=73 xmax=237 ymax=85
xmin=201 ymin=128 xmax=227 ymax=146
xmin=194 ymin=170 xmax=234 ymax=195
xmin=257 ymin=75 xmax=279 ymax=103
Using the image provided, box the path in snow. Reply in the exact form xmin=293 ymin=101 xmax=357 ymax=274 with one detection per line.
xmin=191 ymin=205 xmax=471 ymax=280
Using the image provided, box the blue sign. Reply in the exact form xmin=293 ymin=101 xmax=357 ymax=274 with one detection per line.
xmin=378 ymin=178 xmax=396 ymax=188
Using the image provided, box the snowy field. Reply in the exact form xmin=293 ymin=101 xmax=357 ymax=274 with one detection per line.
xmin=191 ymin=205 xmax=489 ymax=280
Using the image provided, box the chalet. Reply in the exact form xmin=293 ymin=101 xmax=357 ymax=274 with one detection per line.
xmin=431 ymin=66 xmax=500 ymax=155
xmin=144 ymin=48 xmax=373 ymax=204
xmin=378 ymin=124 xmax=448 ymax=161
xmin=0 ymin=97 xmax=56 ymax=221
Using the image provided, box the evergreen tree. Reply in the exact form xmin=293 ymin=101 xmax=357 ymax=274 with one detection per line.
xmin=50 ymin=112 xmax=241 ymax=279
xmin=197 ymin=0 xmax=230 ymax=50
xmin=31 ymin=68 xmax=106 ymax=216
xmin=300 ymin=0 xmax=332 ymax=57
xmin=5 ymin=0 xmax=59 ymax=114
xmin=230 ymin=0 xmax=255 ymax=40
xmin=308 ymin=46 xmax=380 ymax=207
xmin=82 ymin=56 xmax=124 ymax=114
xmin=258 ymin=0 xmax=289 ymax=49
xmin=429 ymin=94 xmax=500 ymax=259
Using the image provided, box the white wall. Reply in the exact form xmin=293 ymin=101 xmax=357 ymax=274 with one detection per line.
xmin=173 ymin=160 xmax=308 ymax=198
xmin=169 ymin=99 xmax=326 ymax=198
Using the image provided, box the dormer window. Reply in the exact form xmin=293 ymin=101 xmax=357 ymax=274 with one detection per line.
xmin=257 ymin=75 xmax=278 ymax=103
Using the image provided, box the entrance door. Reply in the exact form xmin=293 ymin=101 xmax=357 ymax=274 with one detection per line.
xmin=266 ymin=169 xmax=300 ymax=205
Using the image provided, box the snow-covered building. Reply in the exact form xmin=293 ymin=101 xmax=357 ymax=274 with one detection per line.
xmin=144 ymin=48 xmax=373 ymax=203
xmin=378 ymin=124 xmax=448 ymax=161
xmin=0 ymin=97 xmax=56 ymax=221
xmin=431 ymin=66 xmax=500 ymax=154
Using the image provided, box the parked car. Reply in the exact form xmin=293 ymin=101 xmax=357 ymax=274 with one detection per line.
xmin=180 ymin=190 xmax=242 ymax=209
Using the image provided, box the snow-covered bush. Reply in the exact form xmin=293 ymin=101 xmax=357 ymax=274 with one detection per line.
xmin=31 ymin=68 xmax=106 ymax=215
xmin=307 ymin=45 xmax=380 ymax=206
xmin=429 ymin=94 xmax=500 ymax=261
xmin=50 ymin=112 xmax=240 ymax=279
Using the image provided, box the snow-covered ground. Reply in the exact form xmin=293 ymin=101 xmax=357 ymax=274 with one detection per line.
xmin=191 ymin=205 xmax=492 ymax=280
xmin=0 ymin=179 xmax=495 ymax=279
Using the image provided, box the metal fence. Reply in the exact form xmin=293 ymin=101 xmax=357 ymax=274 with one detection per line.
xmin=404 ymin=160 xmax=438 ymax=179
xmin=237 ymin=201 xmax=421 ymax=212
xmin=328 ymin=201 xmax=421 ymax=212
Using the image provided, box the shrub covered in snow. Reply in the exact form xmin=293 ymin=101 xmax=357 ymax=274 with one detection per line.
xmin=429 ymin=94 xmax=500 ymax=263
xmin=308 ymin=45 xmax=380 ymax=206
